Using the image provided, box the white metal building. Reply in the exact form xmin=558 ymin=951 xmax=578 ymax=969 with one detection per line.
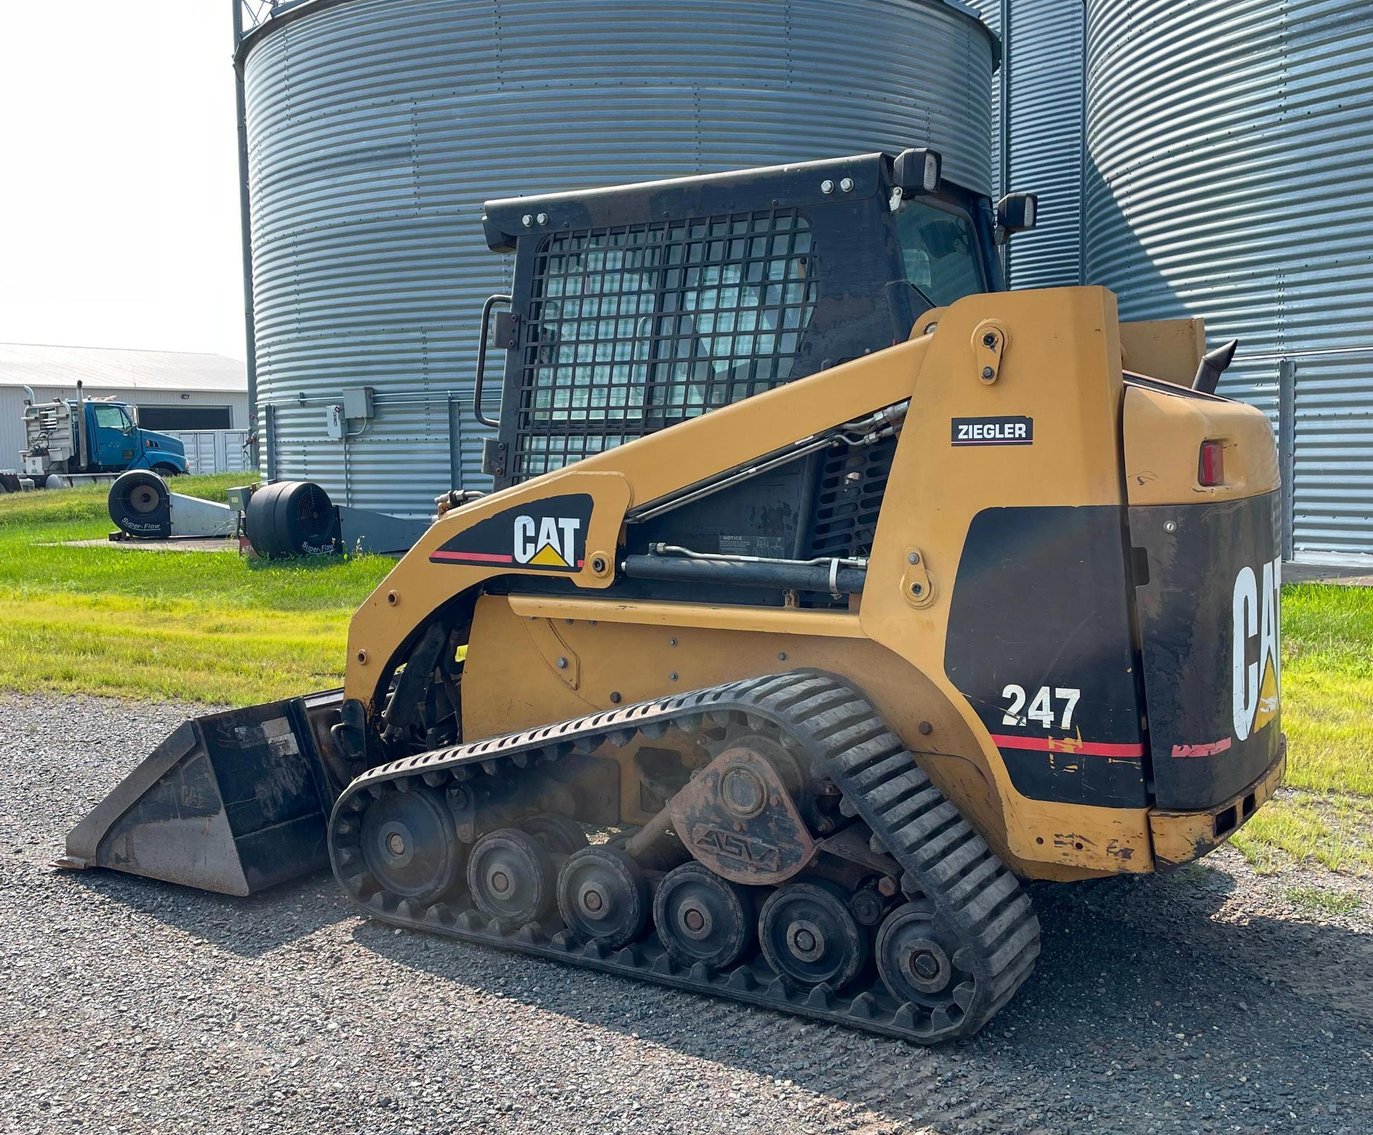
xmin=0 ymin=344 xmax=249 ymax=472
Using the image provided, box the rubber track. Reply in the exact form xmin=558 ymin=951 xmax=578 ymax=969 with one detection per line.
xmin=329 ymin=670 xmax=1041 ymax=1043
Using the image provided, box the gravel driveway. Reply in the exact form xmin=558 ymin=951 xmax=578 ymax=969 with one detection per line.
xmin=2 ymin=695 xmax=1369 ymax=1135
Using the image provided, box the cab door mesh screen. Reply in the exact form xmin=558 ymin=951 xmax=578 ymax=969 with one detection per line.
xmin=513 ymin=210 xmax=818 ymax=480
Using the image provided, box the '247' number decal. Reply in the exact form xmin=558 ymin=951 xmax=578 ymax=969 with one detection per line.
xmin=1001 ymin=685 xmax=1081 ymax=729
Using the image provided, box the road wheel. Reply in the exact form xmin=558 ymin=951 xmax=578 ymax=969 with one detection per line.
xmin=758 ymin=880 xmax=869 ymax=991
xmin=358 ymin=785 xmax=466 ymax=905
xmin=467 ymin=828 xmax=555 ymax=928
xmin=557 ymin=845 xmax=649 ymax=948
xmin=653 ymin=861 xmax=756 ymax=971
xmin=523 ymin=814 xmax=589 ymax=858
xmin=875 ymin=898 xmax=976 ymax=1019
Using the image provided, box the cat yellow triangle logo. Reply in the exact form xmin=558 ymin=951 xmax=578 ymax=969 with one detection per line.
xmin=513 ymin=513 xmax=582 ymax=570
xmin=1252 ymin=655 xmax=1279 ymax=735
xmin=528 ymin=541 xmax=571 ymax=569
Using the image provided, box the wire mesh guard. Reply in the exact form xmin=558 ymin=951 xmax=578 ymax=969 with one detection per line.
xmin=808 ymin=436 xmax=897 ymax=562
xmin=512 ymin=210 xmax=819 ymax=480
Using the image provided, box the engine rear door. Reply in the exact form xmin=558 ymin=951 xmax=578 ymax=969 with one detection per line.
xmin=1124 ymin=383 xmax=1283 ymax=812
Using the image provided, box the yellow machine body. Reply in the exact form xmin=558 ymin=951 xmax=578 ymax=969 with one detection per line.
xmin=343 ymin=287 xmax=1285 ymax=883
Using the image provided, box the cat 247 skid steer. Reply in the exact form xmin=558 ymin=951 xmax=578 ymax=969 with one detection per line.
xmin=60 ymin=150 xmax=1286 ymax=1044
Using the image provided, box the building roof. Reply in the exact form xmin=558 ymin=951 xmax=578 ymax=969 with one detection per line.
xmin=0 ymin=343 xmax=246 ymax=394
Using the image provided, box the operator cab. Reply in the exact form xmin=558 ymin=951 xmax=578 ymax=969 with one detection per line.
xmin=474 ymin=149 xmax=1036 ymax=610
xmin=477 ymin=149 xmax=1033 ymax=489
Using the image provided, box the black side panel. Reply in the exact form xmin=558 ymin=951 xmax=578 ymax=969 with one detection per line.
xmin=429 ymin=493 xmax=593 ymax=573
xmin=632 ymin=466 xmax=808 ymax=561
xmin=945 ymin=507 xmax=1148 ymax=808
xmin=1130 ymin=493 xmax=1282 ymax=811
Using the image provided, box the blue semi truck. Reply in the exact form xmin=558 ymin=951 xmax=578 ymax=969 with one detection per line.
xmin=17 ymin=381 xmax=188 ymax=487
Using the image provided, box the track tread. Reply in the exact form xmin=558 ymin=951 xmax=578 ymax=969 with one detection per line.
xmin=330 ymin=669 xmax=1040 ymax=1044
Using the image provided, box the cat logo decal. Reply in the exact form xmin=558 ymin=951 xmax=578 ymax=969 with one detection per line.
xmin=429 ymin=493 xmax=591 ymax=573
xmin=1232 ymin=557 xmax=1281 ymax=742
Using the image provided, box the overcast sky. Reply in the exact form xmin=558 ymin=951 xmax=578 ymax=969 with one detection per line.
xmin=0 ymin=3 xmax=244 ymax=361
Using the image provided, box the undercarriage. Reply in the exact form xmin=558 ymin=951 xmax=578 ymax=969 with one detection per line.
xmin=330 ymin=671 xmax=1041 ymax=1044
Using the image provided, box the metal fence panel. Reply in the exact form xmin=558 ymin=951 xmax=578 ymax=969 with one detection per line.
xmin=167 ymin=430 xmax=254 ymax=475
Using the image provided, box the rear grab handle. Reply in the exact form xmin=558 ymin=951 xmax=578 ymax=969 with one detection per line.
xmin=473 ymin=293 xmax=514 ymax=427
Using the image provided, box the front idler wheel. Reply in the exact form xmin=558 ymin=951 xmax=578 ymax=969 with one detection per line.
xmin=875 ymin=899 xmax=976 ymax=1021
xmin=467 ymin=828 xmax=555 ymax=928
xmin=758 ymin=880 xmax=869 ymax=991
xmin=653 ymin=861 xmax=756 ymax=971
xmin=359 ymin=786 xmax=466 ymax=904
xmin=557 ymin=845 xmax=650 ymax=948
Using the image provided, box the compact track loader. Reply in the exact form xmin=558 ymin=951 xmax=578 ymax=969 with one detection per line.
xmin=60 ymin=151 xmax=1287 ymax=1043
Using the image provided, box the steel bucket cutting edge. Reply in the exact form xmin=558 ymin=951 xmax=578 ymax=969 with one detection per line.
xmin=56 ymin=690 xmax=348 ymax=896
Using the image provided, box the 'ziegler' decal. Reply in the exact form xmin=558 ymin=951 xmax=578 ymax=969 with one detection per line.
xmin=1232 ymin=557 xmax=1281 ymax=742
xmin=429 ymin=493 xmax=592 ymax=572
xmin=951 ymin=415 xmax=1033 ymax=446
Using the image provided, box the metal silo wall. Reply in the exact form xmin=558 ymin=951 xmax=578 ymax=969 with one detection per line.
xmin=964 ymin=0 xmax=1084 ymax=289
xmin=965 ymin=0 xmax=1002 ymax=196
xmin=242 ymin=0 xmax=996 ymax=519
xmin=1002 ymin=0 xmax=1083 ymax=289
xmin=1085 ymin=0 xmax=1373 ymax=560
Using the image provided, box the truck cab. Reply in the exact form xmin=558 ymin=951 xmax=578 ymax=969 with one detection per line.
xmin=20 ymin=393 xmax=189 ymax=480
xmin=81 ymin=401 xmax=187 ymax=474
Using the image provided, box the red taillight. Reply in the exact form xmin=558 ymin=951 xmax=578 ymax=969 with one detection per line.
xmin=1199 ymin=440 xmax=1225 ymax=486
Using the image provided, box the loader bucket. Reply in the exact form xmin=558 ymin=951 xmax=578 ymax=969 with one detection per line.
xmin=58 ymin=690 xmax=348 ymax=896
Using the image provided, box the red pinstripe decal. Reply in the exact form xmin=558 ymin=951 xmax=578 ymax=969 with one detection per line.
xmin=1171 ymin=737 xmax=1233 ymax=758
xmin=988 ymin=733 xmax=1146 ymax=759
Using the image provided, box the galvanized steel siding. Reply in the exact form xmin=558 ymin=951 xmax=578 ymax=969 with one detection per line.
xmin=243 ymin=0 xmax=996 ymax=518
xmin=965 ymin=0 xmax=1083 ymax=288
xmin=1002 ymin=0 xmax=1083 ymax=289
xmin=1085 ymin=0 xmax=1373 ymax=559
xmin=965 ymin=0 xmax=1003 ymax=196
xmin=1288 ymin=355 xmax=1373 ymax=561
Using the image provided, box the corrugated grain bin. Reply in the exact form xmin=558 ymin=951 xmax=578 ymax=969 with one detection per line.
xmin=1085 ymin=0 xmax=1373 ymax=560
xmin=239 ymin=0 xmax=996 ymax=518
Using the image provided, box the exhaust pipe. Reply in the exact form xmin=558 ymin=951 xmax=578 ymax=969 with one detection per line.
xmin=1192 ymin=339 xmax=1239 ymax=395
xmin=57 ymin=690 xmax=351 ymax=895
xmin=75 ymin=380 xmax=89 ymax=473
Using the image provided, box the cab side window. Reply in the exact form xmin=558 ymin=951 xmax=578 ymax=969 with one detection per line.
xmin=93 ymin=405 xmax=135 ymax=433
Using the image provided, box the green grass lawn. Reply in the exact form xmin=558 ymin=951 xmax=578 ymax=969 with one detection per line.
xmin=0 ymin=474 xmax=394 ymax=703
xmin=1224 ymin=582 xmax=1373 ymax=876
xmin=0 ymin=480 xmax=1368 ymax=875
xmin=1269 ymin=583 xmax=1373 ymax=796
